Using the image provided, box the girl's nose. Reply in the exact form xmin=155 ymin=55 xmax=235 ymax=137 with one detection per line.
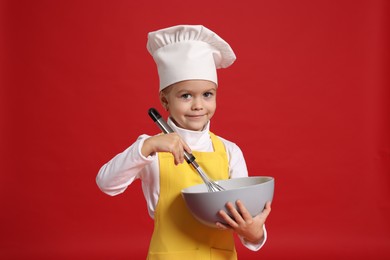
xmin=191 ymin=97 xmax=203 ymax=110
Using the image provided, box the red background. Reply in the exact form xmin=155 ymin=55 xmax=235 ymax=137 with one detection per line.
xmin=1 ymin=0 xmax=389 ymax=259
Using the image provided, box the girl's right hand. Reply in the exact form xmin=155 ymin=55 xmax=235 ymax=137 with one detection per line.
xmin=141 ymin=133 xmax=192 ymax=165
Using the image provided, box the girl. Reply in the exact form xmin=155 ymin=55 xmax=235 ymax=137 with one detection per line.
xmin=96 ymin=25 xmax=271 ymax=260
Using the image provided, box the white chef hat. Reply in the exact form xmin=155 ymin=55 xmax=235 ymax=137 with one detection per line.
xmin=147 ymin=25 xmax=236 ymax=91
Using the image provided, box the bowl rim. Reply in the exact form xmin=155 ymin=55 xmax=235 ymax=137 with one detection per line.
xmin=181 ymin=176 xmax=274 ymax=194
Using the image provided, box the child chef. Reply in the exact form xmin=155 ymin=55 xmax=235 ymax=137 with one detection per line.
xmin=96 ymin=24 xmax=272 ymax=260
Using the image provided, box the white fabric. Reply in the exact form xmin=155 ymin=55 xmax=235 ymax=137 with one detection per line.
xmin=147 ymin=25 xmax=236 ymax=91
xmin=96 ymin=118 xmax=266 ymax=251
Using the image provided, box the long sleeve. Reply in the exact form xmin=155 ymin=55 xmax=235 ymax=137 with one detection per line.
xmin=239 ymin=225 xmax=267 ymax=251
xmin=96 ymin=134 xmax=154 ymax=196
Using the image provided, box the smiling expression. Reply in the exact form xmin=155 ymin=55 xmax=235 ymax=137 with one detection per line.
xmin=160 ymin=80 xmax=217 ymax=131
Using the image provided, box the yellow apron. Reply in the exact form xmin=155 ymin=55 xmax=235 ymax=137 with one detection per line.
xmin=147 ymin=133 xmax=237 ymax=260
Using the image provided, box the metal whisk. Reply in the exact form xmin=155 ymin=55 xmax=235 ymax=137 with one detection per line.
xmin=148 ymin=108 xmax=225 ymax=192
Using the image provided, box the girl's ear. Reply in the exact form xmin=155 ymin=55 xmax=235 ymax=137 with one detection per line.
xmin=159 ymin=91 xmax=169 ymax=111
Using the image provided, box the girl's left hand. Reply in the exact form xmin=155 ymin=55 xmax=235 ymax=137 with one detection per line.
xmin=216 ymin=200 xmax=272 ymax=244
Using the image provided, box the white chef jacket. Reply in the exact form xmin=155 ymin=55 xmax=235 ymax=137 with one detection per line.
xmin=96 ymin=118 xmax=267 ymax=251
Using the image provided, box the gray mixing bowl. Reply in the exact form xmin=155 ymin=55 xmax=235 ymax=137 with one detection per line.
xmin=181 ymin=176 xmax=274 ymax=228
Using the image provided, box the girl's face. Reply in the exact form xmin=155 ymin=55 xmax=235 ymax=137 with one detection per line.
xmin=160 ymin=80 xmax=217 ymax=131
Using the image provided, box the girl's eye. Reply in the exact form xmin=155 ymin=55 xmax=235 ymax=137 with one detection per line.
xmin=181 ymin=93 xmax=192 ymax=99
xmin=203 ymin=92 xmax=214 ymax=98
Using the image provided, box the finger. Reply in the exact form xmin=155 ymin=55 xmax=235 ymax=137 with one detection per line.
xmin=236 ymin=200 xmax=253 ymax=221
xmin=171 ymin=137 xmax=185 ymax=165
xmin=218 ymin=209 xmax=238 ymax=228
xmin=266 ymin=201 xmax=272 ymax=210
xmin=177 ymin=145 xmax=185 ymax=164
xmin=215 ymin=222 xmax=230 ymax=230
xmin=173 ymin=135 xmax=187 ymax=165
xmin=262 ymin=201 xmax=271 ymax=214
xmin=172 ymin=147 xmax=182 ymax=165
xmin=181 ymin=139 xmax=192 ymax=154
xmin=259 ymin=201 xmax=272 ymax=221
xmin=225 ymin=202 xmax=244 ymax=225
